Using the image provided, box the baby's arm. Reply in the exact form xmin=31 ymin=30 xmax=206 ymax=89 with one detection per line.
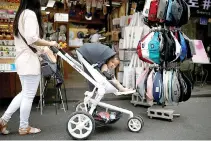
xmin=101 ymin=64 xmax=114 ymax=80
xmin=101 ymin=64 xmax=108 ymax=72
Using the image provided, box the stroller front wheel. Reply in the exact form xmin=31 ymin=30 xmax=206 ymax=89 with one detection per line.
xmin=75 ymin=101 xmax=87 ymax=112
xmin=127 ymin=116 xmax=144 ymax=132
xmin=66 ymin=111 xmax=95 ymax=140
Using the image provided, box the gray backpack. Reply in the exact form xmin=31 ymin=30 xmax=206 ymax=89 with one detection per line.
xmin=157 ymin=0 xmax=169 ymax=20
xmin=171 ymin=0 xmax=183 ymax=24
xmin=168 ymin=70 xmax=173 ymax=104
xmin=161 ymin=70 xmax=167 ymax=104
xmin=171 ymin=70 xmax=181 ymax=103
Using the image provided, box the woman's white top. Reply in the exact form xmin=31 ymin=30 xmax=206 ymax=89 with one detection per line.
xmin=15 ymin=9 xmax=41 ymax=75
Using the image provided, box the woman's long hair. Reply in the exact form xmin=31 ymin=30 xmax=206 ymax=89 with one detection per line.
xmin=13 ymin=0 xmax=44 ymax=38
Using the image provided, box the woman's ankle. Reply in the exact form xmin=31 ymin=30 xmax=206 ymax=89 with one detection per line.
xmin=0 ymin=118 xmax=7 ymax=125
xmin=0 ymin=118 xmax=9 ymax=135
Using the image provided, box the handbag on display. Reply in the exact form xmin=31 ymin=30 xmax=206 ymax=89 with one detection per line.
xmin=18 ymin=31 xmax=57 ymax=77
xmin=123 ymin=53 xmax=136 ymax=89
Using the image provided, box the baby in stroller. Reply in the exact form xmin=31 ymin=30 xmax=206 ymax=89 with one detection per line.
xmin=101 ymin=55 xmax=133 ymax=92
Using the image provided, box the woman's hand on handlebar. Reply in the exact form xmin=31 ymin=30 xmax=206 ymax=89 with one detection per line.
xmin=49 ymin=41 xmax=60 ymax=48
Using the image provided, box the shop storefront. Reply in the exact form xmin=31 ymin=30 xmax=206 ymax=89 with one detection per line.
xmin=1 ymin=0 xmax=211 ymax=139
xmin=183 ymin=0 xmax=211 ymax=82
xmin=0 ymin=0 xmax=125 ymax=100
xmin=0 ymin=0 xmax=210 ymax=102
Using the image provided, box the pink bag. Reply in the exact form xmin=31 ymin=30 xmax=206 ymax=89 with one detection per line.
xmin=146 ymin=69 xmax=154 ymax=105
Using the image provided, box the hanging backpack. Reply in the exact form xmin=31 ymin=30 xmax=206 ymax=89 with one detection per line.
xmin=144 ymin=69 xmax=152 ymax=96
xmin=161 ymin=31 xmax=176 ymax=62
xmin=146 ymin=69 xmax=155 ymax=105
xmin=137 ymin=32 xmax=154 ymax=64
xmin=171 ymin=0 xmax=183 ymax=25
xmin=157 ymin=0 xmax=169 ymax=21
xmin=183 ymin=33 xmax=196 ymax=56
xmin=181 ymin=72 xmax=192 ymax=101
xmin=178 ymin=0 xmax=190 ymax=26
xmin=142 ymin=0 xmax=152 ymax=17
xmin=179 ymin=31 xmax=187 ymax=61
xmin=170 ymin=32 xmax=182 ymax=62
xmin=165 ymin=0 xmax=173 ymax=23
xmin=136 ymin=67 xmax=150 ymax=99
xmin=168 ymin=70 xmax=174 ymax=104
xmin=161 ymin=70 xmax=167 ymax=104
xmin=148 ymin=32 xmax=161 ymax=64
xmin=148 ymin=0 xmax=159 ymax=22
xmin=178 ymin=70 xmax=187 ymax=102
xmin=184 ymin=37 xmax=193 ymax=59
xmin=153 ymin=70 xmax=163 ymax=104
xmin=171 ymin=70 xmax=181 ymax=103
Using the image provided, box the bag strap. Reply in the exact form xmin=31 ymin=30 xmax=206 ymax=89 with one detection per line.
xmin=18 ymin=30 xmax=37 ymax=53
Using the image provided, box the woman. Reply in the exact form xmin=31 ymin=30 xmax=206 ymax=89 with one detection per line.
xmin=0 ymin=0 xmax=59 ymax=135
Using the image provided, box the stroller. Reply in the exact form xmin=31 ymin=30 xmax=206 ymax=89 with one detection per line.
xmin=50 ymin=43 xmax=144 ymax=140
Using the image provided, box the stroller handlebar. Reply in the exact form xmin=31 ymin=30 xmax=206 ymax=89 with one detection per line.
xmin=50 ymin=46 xmax=66 ymax=55
xmin=50 ymin=46 xmax=59 ymax=53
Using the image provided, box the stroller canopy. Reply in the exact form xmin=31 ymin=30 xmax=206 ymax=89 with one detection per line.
xmin=77 ymin=43 xmax=116 ymax=65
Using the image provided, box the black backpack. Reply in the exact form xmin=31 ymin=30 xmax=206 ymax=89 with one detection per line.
xmin=178 ymin=0 xmax=189 ymax=26
xmin=178 ymin=71 xmax=187 ymax=102
xmin=183 ymin=37 xmax=192 ymax=59
xmin=181 ymin=71 xmax=192 ymax=101
xmin=171 ymin=0 xmax=183 ymax=25
xmin=162 ymin=31 xmax=176 ymax=62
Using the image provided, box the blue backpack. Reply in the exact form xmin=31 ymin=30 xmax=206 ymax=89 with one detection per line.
xmin=165 ymin=0 xmax=173 ymax=22
xmin=179 ymin=32 xmax=187 ymax=61
xmin=153 ymin=70 xmax=163 ymax=104
xmin=148 ymin=32 xmax=160 ymax=64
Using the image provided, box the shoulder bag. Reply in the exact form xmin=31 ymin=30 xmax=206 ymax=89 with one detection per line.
xmin=18 ymin=31 xmax=57 ymax=77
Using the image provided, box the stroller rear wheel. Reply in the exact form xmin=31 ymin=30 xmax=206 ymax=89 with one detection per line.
xmin=127 ymin=116 xmax=144 ymax=132
xmin=66 ymin=111 xmax=95 ymax=140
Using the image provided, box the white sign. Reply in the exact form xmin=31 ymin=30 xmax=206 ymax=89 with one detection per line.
xmin=54 ymin=13 xmax=69 ymax=22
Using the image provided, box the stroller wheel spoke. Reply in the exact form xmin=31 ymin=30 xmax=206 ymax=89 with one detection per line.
xmin=70 ymin=120 xmax=77 ymax=125
xmin=78 ymin=115 xmax=82 ymax=122
xmin=79 ymin=128 xmax=83 ymax=136
xmin=69 ymin=127 xmax=77 ymax=133
xmin=82 ymin=118 xmax=90 ymax=125
xmin=84 ymin=126 xmax=92 ymax=131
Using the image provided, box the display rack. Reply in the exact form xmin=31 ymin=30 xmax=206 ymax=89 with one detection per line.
xmin=131 ymin=92 xmax=152 ymax=107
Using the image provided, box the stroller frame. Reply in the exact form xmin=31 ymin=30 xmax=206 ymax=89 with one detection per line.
xmin=50 ymin=47 xmax=143 ymax=140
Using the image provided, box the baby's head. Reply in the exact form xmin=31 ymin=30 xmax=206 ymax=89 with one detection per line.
xmin=106 ymin=55 xmax=120 ymax=70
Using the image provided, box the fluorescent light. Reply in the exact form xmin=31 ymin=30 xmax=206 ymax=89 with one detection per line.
xmin=41 ymin=7 xmax=47 ymax=10
xmin=46 ymin=12 xmax=50 ymax=14
xmin=47 ymin=0 xmax=55 ymax=7
xmin=112 ymin=2 xmax=121 ymax=6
